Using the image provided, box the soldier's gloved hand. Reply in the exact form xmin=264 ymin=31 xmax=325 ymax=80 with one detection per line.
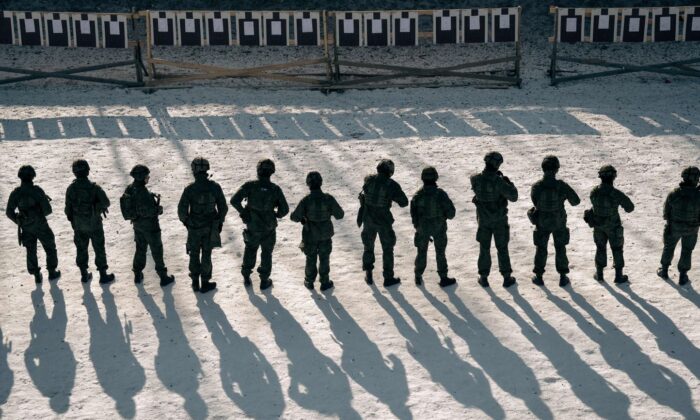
xmin=157 ymin=205 xmax=164 ymax=215
xmin=502 ymin=175 xmax=512 ymax=184
xmin=101 ymin=209 xmax=109 ymax=219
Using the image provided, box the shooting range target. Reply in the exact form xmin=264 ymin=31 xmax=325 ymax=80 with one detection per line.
xmin=364 ymin=11 xmax=389 ymax=46
xmin=336 ymin=12 xmax=362 ymax=46
xmin=177 ymin=11 xmax=203 ymax=46
xmin=391 ymin=11 xmax=417 ymax=46
xmin=621 ymin=8 xmax=648 ymax=43
xmin=44 ymin=12 xmax=71 ymax=47
xmin=652 ymin=8 xmax=679 ymax=42
xmin=433 ymin=9 xmax=459 ymax=44
xmin=17 ymin=12 xmax=43 ymax=46
xmin=103 ymin=14 xmax=127 ymax=48
xmin=492 ymin=7 xmax=518 ymax=42
xmin=72 ymin=13 xmax=98 ymax=47
xmin=686 ymin=6 xmax=700 ymax=41
xmin=590 ymin=8 xmax=618 ymax=42
xmin=204 ymin=11 xmax=231 ymax=46
xmin=263 ymin=12 xmax=289 ymax=46
xmin=151 ymin=11 xmax=176 ymax=46
xmin=237 ymin=11 xmax=262 ymax=46
xmin=0 ymin=11 xmax=14 ymax=45
xmin=558 ymin=8 xmax=585 ymax=43
xmin=462 ymin=9 xmax=488 ymax=43
xmin=294 ymin=11 xmax=320 ymax=46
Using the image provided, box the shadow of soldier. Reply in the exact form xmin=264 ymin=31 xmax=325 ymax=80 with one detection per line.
xmin=373 ymin=287 xmax=505 ymax=419
xmin=313 ymin=293 xmax=412 ymax=420
xmin=605 ymin=284 xmax=700 ymax=381
xmin=247 ymin=290 xmax=361 ymax=420
xmin=24 ymin=282 xmax=76 ymax=414
xmin=83 ymin=284 xmax=145 ymax=419
xmin=0 ymin=328 xmax=13 ymax=416
xmin=547 ymin=287 xmax=699 ymax=418
xmin=196 ymin=292 xmax=285 ymax=418
xmin=489 ymin=286 xmax=631 ymax=419
xmin=137 ymin=286 xmax=208 ymax=418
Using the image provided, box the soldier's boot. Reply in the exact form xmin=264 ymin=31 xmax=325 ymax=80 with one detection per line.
xmin=502 ymin=275 xmax=516 ymax=288
xmin=33 ymin=270 xmax=43 ymax=284
xmin=559 ymin=274 xmax=570 ymax=288
xmin=478 ymin=275 xmax=490 ymax=288
xmin=679 ymin=271 xmax=690 ymax=286
xmin=415 ymin=274 xmax=423 ymax=286
xmin=48 ymin=269 xmax=61 ymax=281
xmin=80 ymin=268 xmax=93 ymax=283
xmin=531 ymin=273 xmax=544 ymax=286
xmin=304 ymin=279 xmax=315 ymax=290
xmin=383 ymin=276 xmax=401 ymax=288
xmin=134 ymin=271 xmax=144 ymax=284
xmin=159 ymin=271 xmax=175 ymax=287
xmin=439 ymin=275 xmax=457 ymax=288
xmin=320 ymin=280 xmax=335 ymax=291
xmin=260 ymin=276 xmax=273 ymax=291
xmin=594 ymin=267 xmax=605 ymax=282
xmin=243 ymin=272 xmax=252 ymax=287
xmin=99 ymin=269 xmax=115 ymax=284
xmin=199 ymin=278 xmax=217 ymax=293
xmin=656 ymin=265 xmax=670 ymax=280
xmin=190 ymin=274 xmax=200 ymax=292
xmin=614 ymin=267 xmax=629 ymax=284
xmin=364 ymin=270 xmax=374 ymax=285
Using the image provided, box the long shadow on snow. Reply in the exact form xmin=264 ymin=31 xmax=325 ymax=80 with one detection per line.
xmin=373 ymin=286 xmax=506 ymax=419
xmin=421 ymin=287 xmax=553 ymax=420
xmin=0 ymin=327 xmax=12 ymax=415
xmin=547 ymin=287 xmax=699 ymax=418
xmin=83 ymin=284 xmax=145 ymax=419
xmin=247 ymin=289 xmax=361 ymax=420
xmin=196 ymin=292 xmax=285 ymax=418
xmin=313 ymin=293 xmax=412 ymax=420
xmin=137 ymin=286 xmax=208 ymax=418
xmin=24 ymin=282 xmax=76 ymax=414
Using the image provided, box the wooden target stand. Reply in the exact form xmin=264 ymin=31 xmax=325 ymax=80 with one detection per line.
xmin=549 ymin=6 xmax=700 ymax=86
xmin=329 ymin=8 xmax=523 ymax=89
xmin=142 ymin=10 xmax=334 ymax=89
xmin=0 ymin=12 xmax=147 ymax=87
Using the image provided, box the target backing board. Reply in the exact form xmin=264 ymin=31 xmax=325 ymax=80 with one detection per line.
xmin=433 ymin=9 xmax=459 ymax=44
xmin=621 ymin=8 xmax=648 ymax=43
xmin=44 ymin=12 xmax=71 ymax=47
xmin=686 ymin=6 xmax=700 ymax=41
xmin=103 ymin=14 xmax=128 ymax=48
xmin=364 ymin=11 xmax=389 ymax=46
xmin=204 ymin=11 xmax=231 ymax=46
xmin=263 ymin=12 xmax=289 ymax=46
xmin=294 ymin=11 xmax=320 ymax=46
xmin=16 ymin=12 xmax=43 ymax=46
xmin=151 ymin=11 xmax=176 ymax=46
xmin=336 ymin=12 xmax=362 ymax=46
xmin=652 ymin=7 xmax=679 ymax=42
xmin=1 ymin=11 xmax=15 ymax=45
xmin=237 ymin=11 xmax=263 ymax=46
xmin=72 ymin=13 xmax=98 ymax=47
xmin=462 ymin=9 xmax=488 ymax=43
xmin=557 ymin=8 xmax=585 ymax=43
xmin=391 ymin=11 xmax=417 ymax=46
xmin=492 ymin=7 xmax=519 ymax=42
xmin=590 ymin=8 xmax=618 ymax=42
xmin=177 ymin=11 xmax=204 ymax=46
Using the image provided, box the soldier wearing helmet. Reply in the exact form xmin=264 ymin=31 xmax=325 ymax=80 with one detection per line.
xmin=658 ymin=166 xmax=700 ymax=285
xmin=529 ymin=155 xmax=581 ymax=287
xmin=470 ymin=151 xmax=518 ymax=288
xmin=358 ymin=158 xmax=408 ymax=287
xmin=178 ymin=157 xmax=228 ymax=293
xmin=410 ymin=166 xmax=456 ymax=287
xmin=120 ymin=164 xmax=174 ymax=287
xmin=230 ymin=158 xmax=289 ymax=290
xmin=585 ymin=165 xmax=635 ymax=283
xmin=290 ymin=171 xmax=344 ymax=291
xmin=65 ymin=159 xmax=114 ymax=284
xmin=6 ymin=165 xmax=60 ymax=283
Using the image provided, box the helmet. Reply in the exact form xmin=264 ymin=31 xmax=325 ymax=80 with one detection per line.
xmin=681 ymin=166 xmax=700 ymax=183
xmin=130 ymin=164 xmax=150 ymax=181
xmin=191 ymin=157 xmax=210 ymax=174
xmin=18 ymin=165 xmax=36 ymax=181
xmin=257 ymin=159 xmax=276 ymax=178
xmin=598 ymin=165 xmax=617 ymax=178
xmin=72 ymin=159 xmax=90 ymax=176
xmin=421 ymin=166 xmax=439 ymax=182
xmin=376 ymin=159 xmax=395 ymax=176
xmin=541 ymin=155 xmax=560 ymax=172
xmin=306 ymin=171 xmax=323 ymax=189
xmin=484 ymin=151 xmax=503 ymax=167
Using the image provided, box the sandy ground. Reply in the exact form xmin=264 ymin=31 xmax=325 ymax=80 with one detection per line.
xmin=0 ymin=29 xmax=699 ymax=419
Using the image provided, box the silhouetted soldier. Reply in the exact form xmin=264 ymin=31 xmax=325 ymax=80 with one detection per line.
xmin=470 ymin=152 xmax=518 ymax=288
xmin=230 ymin=159 xmax=288 ymax=290
xmin=65 ymin=159 xmax=114 ymax=284
xmin=529 ymin=156 xmax=580 ymax=287
xmin=290 ymin=171 xmax=344 ymax=291
xmin=178 ymin=157 xmax=228 ymax=293
xmin=586 ymin=165 xmax=634 ymax=283
xmin=120 ymin=165 xmax=174 ymax=286
xmin=657 ymin=166 xmax=700 ymax=285
xmin=358 ymin=159 xmax=408 ymax=287
xmin=411 ymin=166 xmax=456 ymax=287
xmin=6 ymin=165 xmax=60 ymax=283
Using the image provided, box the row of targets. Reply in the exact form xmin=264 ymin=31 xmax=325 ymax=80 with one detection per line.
xmin=336 ymin=8 xmax=519 ymax=46
xmin=0 ymin=11 xmax=128 ymax=47
xmin=150 ymin=11 xmax=321 ymax=46
xmin=557 ymin=7 xmax=700 ymax=43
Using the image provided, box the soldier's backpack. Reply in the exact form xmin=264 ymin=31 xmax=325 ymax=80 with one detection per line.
xmin=120 ymin=186 xmax=135 ymax=221
xmin=70 ymin=182 xmax=97 ymax=218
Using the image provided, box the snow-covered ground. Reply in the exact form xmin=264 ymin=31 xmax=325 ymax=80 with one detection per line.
xmin=1 ymin=31 xmax=699 ymax=419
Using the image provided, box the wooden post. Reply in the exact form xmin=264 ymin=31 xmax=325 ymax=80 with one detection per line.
xmin=331 ymin=12 xmax=340 ymax=81
xmin=145 ymin=10 xmax=156 ymax=79
xmin=323 ymin=10 xmax=332 ymax=83
xmin=515 ymin=6 xmax=522 ymax=88
xmin=550 ymin=6 xmax=559 ymax=86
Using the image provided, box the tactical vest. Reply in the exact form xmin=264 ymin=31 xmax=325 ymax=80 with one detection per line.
xmin=246 ymin=181 xmax=278 ymax=213
xmin=593 ymin=187 xmax=616 ymax=218
xmin=16 ymin=186 xmax=46 ymax=225
xmin=191 ymin=187 xmax=217 ymax=217
xmin=537 ymin=181 xmax=561 ymax=212
xmin=671 ymin=188 xmax=700 ymax=223
xmin=70 ymin=182 xmax=97 ymax=218
xmin=306 ymin=194 xmax=332 ymax=223
xmin=417 ymin=189 xmax=441 ymax=219
xmin=474 ymin=175 xmax=499 ymax=203
xmin=121 ymin=185 xmax=158 ymax=220
xmin=364 ymin=176 xmax=391 ymax=208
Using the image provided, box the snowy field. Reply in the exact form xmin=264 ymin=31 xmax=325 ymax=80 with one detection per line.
xmin=1 ymin=35 xmax=700 ymax=419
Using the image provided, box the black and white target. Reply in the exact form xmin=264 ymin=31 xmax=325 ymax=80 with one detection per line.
xmin=44 ymin=13 xmax=70 ymax=47
xmin=336 ymin=12 xmax=361 ymax=46
xmin=237 ymin=12 xmax=262 ymax=46
xmin=17 ymin=12 xmax=43 ymax=46
xmin=686 ymin=7 xmax=700 ymax=41
xmin=205 ymin=12 xmax=231 ymax=46
xmin=364 ymin=12 xmax=389 ymax=46
xmin=492 ymin=7 xmax=518 ymax=42
xmin=263 ymin=12 xmax=289 ymax=46
xmin=590 ymin=8 xmax=618 ymax=42
xmin=103 ymin=14 xmax=128 ymax=48
xmin=152 ymin=11 xmax=176 ymax=46
xmin=1 ymin=11 xmax=14 ymax=45
xmin=558 ymin=8 xmax=584 ymax=43
xmin=434 ymin=9 xmax=458 ymax=44
xmin=72 ymin=13 xmax=98 ymax=47
xmin=652 ymin=7 xmax=679 ymax=42
xmin=621 ymin=8 xmax=648 ymax=43
xmin=392 ymin=11 xmax=417 ymax=46
xmin=462 ymin=9 xmax=487 ymax=43
xmin=294 ymin=11 xmax=320 ymax=46
xmin=177 ymin=11 xmax=203 ymax=46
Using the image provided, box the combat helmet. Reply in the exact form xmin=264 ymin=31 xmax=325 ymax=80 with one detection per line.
xmin=377 ymin=159 xmax=395 ymax=176
xmin=72 ymin=159 xmax=90 ymax=177
xmin=306 ymin=171 xmax=323 ymax=189
xmin=130 ymin=164 xmax=150 ymax=181
xmin=18 ymin=165 xmax=36 ymax=181
xmin=191 ymin=157 xmax=210 ymax=175
xmin=421 ymin=166 xmax=439 ymax=183
xmin=598 ymin=165 xmax=617 ymax=178
xmin=257 ymin=159 xmax=276 ymax=178
xmin=484 ymin=151 xmax=503 ymax=168
xmin=541 ymin=155 xmax=560 ymax=172
xmin=681 ymin=166 xmax=700 ymax=183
